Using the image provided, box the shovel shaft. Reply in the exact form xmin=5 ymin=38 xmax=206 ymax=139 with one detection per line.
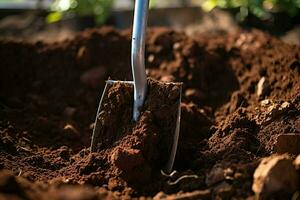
xmin=131 ymin=0 xmax=149 ymax=121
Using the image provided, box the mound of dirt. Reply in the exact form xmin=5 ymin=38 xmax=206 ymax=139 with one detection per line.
xmin=0 ymin=26 xmax=299 ymax=199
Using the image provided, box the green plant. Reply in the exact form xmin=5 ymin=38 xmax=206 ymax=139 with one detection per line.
xmin=47 ymin=0 xmax=113 ymax=25
xmin=194 ymin=0 xmax=300 ymax=21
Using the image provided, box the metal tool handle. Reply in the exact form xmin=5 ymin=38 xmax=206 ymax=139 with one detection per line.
xmin=131 ymin=0 xmax=149 ymax=121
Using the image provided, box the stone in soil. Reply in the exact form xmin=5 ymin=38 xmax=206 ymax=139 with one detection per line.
xmin=252 ymin=154 xmax=299 ymax=198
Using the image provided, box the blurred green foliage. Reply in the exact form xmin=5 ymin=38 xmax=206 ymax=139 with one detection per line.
xmin=198 ymin=0 xmax=300 ymax=21
xmin=47 ymin=0 xmax=113 ymax=25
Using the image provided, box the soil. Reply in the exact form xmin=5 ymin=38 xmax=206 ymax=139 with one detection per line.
xmin=90 ymin=79 xmax=181 ymax=192
xmin=0 ymin=26 xmax=300 ymax=199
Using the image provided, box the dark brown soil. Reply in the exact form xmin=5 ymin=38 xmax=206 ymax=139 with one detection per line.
xmin=89 ymin=79 xmax=181 ymax=192
xmin=0 ymin=26 xmax=299 ymax=199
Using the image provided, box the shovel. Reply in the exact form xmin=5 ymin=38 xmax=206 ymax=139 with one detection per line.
xmin=90 ymin=0 xmax=182 ymax=173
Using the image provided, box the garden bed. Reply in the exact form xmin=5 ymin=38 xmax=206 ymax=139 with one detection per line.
xmin=0 ymin=26 xmax=299 ymax=199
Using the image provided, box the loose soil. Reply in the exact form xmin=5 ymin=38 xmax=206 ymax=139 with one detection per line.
xmin=0 ymin=27 xmax=299 ymax=199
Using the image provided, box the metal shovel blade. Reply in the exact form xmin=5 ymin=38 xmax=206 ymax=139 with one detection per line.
xmin=90 ymin=79 xmax=182 ymax=173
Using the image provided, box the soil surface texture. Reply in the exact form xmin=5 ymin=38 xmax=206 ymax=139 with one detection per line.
xmin=0 ymin=27 xmax=300 ymax=199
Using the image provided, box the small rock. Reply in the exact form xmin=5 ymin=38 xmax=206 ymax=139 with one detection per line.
xmin=260 ymin=99 xmax=270 ymax=106
xmin=281 ymin=101 xmax=290 ymax=109
xmin=274 ymin=134 xmax=300 ymax=154
xmin=252 ymin=154 xmax=299 ymax=198
xmin=258 ymin=100 xmax=293 ymax=124
xmin=294 ymin=155 xmax=300 ymax=170
xmin=266 ymin=103 xmax=279 ymax=114
xmin=148 ymin=54 xmax=155 ymax=63
xmin=256 ymin=77 xmax=269 ymax=98
xmin=173 ymin=42 xmax=181 ymax=50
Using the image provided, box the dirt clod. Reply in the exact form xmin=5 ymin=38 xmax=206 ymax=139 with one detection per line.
xmin=111 ymin=147 xmax=145 ymax=172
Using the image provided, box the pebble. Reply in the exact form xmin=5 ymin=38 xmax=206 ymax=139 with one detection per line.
xmin=173 ymin=42 xmax=181 ymax=50
xmin=148 ymin=54 xmax=155 ymax=63
xmin=260 ymin=99 xmax=270 ymax=106
xmin=256 ymin=77 xmax=269 ymax=98
xmin=281 ymin=101 xmax=290 ymax=109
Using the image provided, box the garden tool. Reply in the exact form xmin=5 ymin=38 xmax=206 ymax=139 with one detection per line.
xmin=90 ymin=0 xmax=182 ymax=173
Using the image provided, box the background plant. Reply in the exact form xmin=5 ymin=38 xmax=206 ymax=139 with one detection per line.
xmin=193 ymin=0 xmax=300 ymax=21
xmin=47 ymin=0 xmax=113 ymax=25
